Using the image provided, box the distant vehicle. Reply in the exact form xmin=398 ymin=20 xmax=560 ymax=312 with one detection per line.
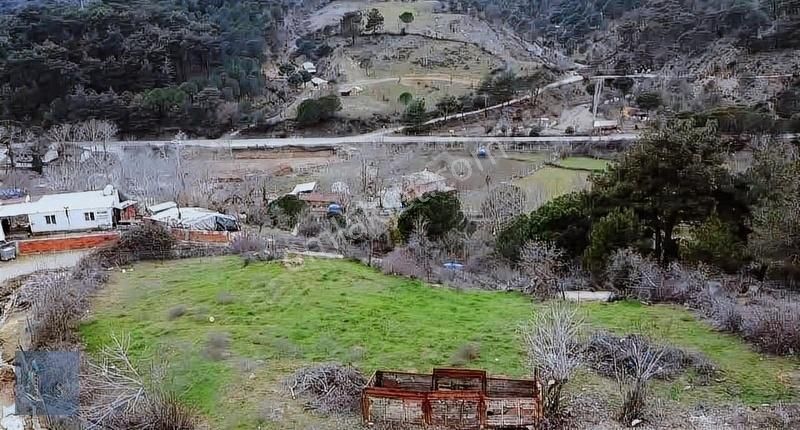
xmin=477 ymin=146 xmax=488 ymax=158
xmin=443 ymin=262 xmax=464 ymax=270
xmin=0 ymin=241 xmax=17 ymax=261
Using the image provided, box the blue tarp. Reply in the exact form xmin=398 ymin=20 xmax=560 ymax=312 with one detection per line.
xmin=0 ymin=189 xmax=25 ymax=200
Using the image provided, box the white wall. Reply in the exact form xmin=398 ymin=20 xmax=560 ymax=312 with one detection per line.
xmin=28 ymin=207 xmax=114 ymax=234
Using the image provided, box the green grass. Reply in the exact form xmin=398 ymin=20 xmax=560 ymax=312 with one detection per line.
xmin=80 ymin=258 xmax=797 ymax=428
xmin=513 ymin=166 xmax=591 ymax=201
xmin=554 ymin=157 xmax=611 ymax=171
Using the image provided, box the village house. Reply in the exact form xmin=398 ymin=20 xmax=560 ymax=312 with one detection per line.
xmin=299 ymin=192 xmax=341 ymax=214
xmin=302 ymin=61 xmax=317 ymax=74
xmin=401 ymin=170 xmax=452 ymax=201
xmin=0 ymin=185 xmax=134 ymax=241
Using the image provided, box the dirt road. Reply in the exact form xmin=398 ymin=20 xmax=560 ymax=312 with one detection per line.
xmin=0 ymin=251 xmax=88 ymax=285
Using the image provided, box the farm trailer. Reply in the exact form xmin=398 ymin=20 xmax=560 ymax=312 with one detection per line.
xmin=362 ymin=368 xmax=543 ymax=429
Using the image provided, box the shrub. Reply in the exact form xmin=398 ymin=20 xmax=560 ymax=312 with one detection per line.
xmin=450 ymin=343 xmax=480 ymax=366
xmin=683 ymin=214 xmax=749 ymax=273
xmin=216 ymin=292 xmax=235 ymax=305
xmin=230 ymin=233 xmax=267 ymax=254
xmin=203 ymin=332 xmax=231 ymax=361
xmin=741 ymin=301 xmax=800 ymax=356
xmin=167 ymin=305 xmax=187 ymax=320
xmin=397 ymin=191 xmax=468 ymax=241
xmin=565 ymin=125 xmax=575 ymax=135
xmin=497 ymin=192 xmax=591 ymax=261
xmin=296 ymin=95 xmax=342 ymax=126
xmin=584 ymin=208 xmax=643 ymax=276
xmin=267 ymin=194 xmax=307 ymax=229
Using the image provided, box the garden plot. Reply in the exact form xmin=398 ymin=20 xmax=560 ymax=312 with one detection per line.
xmin=78 ymin=257 xmax=798 ymax=429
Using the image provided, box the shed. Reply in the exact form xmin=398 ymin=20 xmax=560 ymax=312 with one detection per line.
xmin=311 ymin=77 xmax=328 ymax=87
xmin=148 ymin=207 xmax=239 ymax=231
xmin=290 ymin=181 xmax=318 ymax=195
xmin=302 ymin=61 xmax=317 ymax=74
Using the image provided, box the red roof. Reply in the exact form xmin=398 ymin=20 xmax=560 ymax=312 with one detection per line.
xmin=299 ymin=193 xmax=339 ymax=204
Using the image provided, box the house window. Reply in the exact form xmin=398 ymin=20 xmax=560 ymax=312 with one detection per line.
xmin=84 ymin=212 xmax=96 ymax=221
xmin=45 ymin=215 xmax=56 ymax=225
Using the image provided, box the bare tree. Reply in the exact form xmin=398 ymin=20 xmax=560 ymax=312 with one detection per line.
xmin=350 ymin=211 xmax=388 ymax=266
xmin=77 ymin=119 xmax=118 ymax=158
xmin=519 ymin=304 xmax=584 ymax=418
xmin=611 ymin=337 xmax=666 ymax=425
xmin=0 ymin=124 xmax=35 ymax=173
xmin=481 ymin=183 xmax=527 ymax=234
xmin=519 ymin=240 xmax=567 ymax=298
xmin=46 ymin=123 xmax=74 ymax=154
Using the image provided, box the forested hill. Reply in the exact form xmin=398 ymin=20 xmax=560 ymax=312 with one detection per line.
xmin=0 ymin=0 xmax=303 ymax=137
xmin=451 ymin=0 xmax=800 ymax=71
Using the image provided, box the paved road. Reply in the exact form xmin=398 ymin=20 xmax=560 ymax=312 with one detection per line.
xmin=84 ymin=133 xmax=640 ymax=153
xmin=0 ymin=251 xmax=88 ymax=284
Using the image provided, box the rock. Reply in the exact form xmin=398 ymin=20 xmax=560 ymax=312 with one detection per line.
xmin=631 ymin=418 xmax=642 ymax=427
xmin=563 ymin=291 xmax=614 ymax=302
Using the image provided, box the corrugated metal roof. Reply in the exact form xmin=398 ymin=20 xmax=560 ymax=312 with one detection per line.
xmin=0 ymin=186 xmax=119 ymax=218
xmin=290 ymin=181 xmax=317 ymax=195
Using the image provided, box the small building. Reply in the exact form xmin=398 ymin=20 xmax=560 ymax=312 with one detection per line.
xmin=310 ymin=77 xmax=329 ymax=88
xmin=290 ymin=181 xmax=318 ymax=196
xmin=299 ymin=192 xmax=340 ymax=213
xmin=302 ymin=61 xmax=317 ymax=74
xmin=339 ymin=86 xmax=363 ymax=96
xmin=147 ymin=205 xmax=239 ymax=232
xmin=592 ymin=119 xmax=620 ymax=134
xmin=0 ymin=185 xmax=128 ymax=241
xmin=401 ymin=170 xmax=451 ymax=201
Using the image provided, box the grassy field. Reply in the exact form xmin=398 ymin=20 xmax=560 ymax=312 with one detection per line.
xmin=553 ymin=157 xmax=611 ymax=171
xmin=80 ymin=257 xmax=797 ymax=428
xmin=513 ymin=157 xmax=611 ymax=204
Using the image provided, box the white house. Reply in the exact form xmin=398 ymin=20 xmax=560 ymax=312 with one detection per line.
xmin=0 ymin=185 xmax=124 ymax=239
xmin=302 ymin=62 xmax=317 ymax=74
xmin=289 ymin=181 xmax=318 ymax=195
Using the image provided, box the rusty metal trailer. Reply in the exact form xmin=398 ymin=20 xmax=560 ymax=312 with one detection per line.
xmin=362 ymin=368 xmax=543 ymax=429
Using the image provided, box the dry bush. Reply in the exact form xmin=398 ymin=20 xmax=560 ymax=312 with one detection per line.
xmin=380 ymin=247 xmax=426 ymax=279
xmin=519 ymin=240 xmax=566 ymax=298
xmin=584 ymin=332 xmax=717 ymax=382
xmin=81 ymin=334 xmax=199 ymax=430
xmin=519 ymin=304 xmax=584 ymax=419
xmin=285 ymin=364 xmax=367 ymax=414
xmin=606 ymin=249 xmax=707 ymax=303
xmin=740 ymin=299 xmax=800 ymax=356
xmin=203 ymin=332 xmax=231 ymax=361
xmin=230 ymin=233 xmax=267 ymax=255
xmin=167 ymin=305 xmax=188 ymax=321
xmin=612 ymin=336 xmax=665 ymax=425
xmin=297 ymin=211 xmax=324 ymax=237
xmin=271 ymin=338 xmax=303 ymax=359
xmin=450 ymin=342 xmax=481 ymax=366
xmin=216 ymin=292 xmax=235 ymax=305
xmin=27 ymin=272 xmax=89 ymax=348
xmin=708 ymin=296 xmax=743 ymax=332
xmin=95 ymin=223 xmax=176 ymax=267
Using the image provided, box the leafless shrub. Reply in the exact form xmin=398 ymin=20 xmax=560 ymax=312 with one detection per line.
xmin=166 ymin=305 xmax=187 ymax=321
xmin=740 ymin=300 xmax=800 ymax=356
xmin=216 ymin=292 xmax=235 ymax=305
xmin=450 ymin=342 xmax=481 ymax=366
xmin=519 ymin=240 xmax=566 ymax=298
xmin=380 ymin=247 xmax=426 ymax=279
xmin=606 ymin=249 xmax=707 ymax=303
xmin=612 ymin=335 xmax=666 ymax=425
xmin=82 ymin=334 xmax=197 ymax=429
xmin=27 ymin=271 xmax=87 ymax=348
xmin=203 ymin=332 xmax=231 ymax=361
xmin=285 ymin=364 xmax=367 ymax=414
xmin=271 ymin=338 xmax=303 ymax=359
xmin=230 ymin=233 xmax=267 ymax=254
xmin=584 ymin=332 xmax=716 ymax=382
xmin=94 ymin=223 xmax=176 ymax=267
xmin=257 ymin=400 xmax=285 ymax=424
xmin=519 ymin=304 xmax=584 ymax=418
xmin=297 ymin=210 xmax=324 ymax=237
xmin=708 ymin=296 xmax=743 ymax=332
